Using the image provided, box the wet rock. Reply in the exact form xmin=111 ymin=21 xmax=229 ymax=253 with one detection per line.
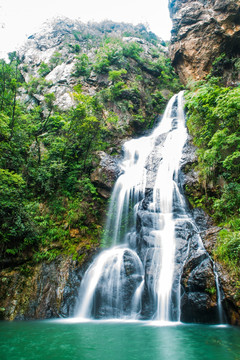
xmin=180 ymin=136 xmax=198 ymax=171
xmin=136 ymin=210 xmax=160 ymax=230
xmin=0 ymin=252 xmax=97 ymax=320
xmin=140 ymin=188 xmax=153 ymax=210
xmin=192 ymin=208 xmax=213 ymax=232
xmin=201 ymin=226 xmax=222 ymax=253
xmin=201 ymin=227 xmax=240 ymax=325
xmin=217 ymin=264 xmax=240 ymax=326
xmin=92 ymin=249 xmax=143 ymax=318
xmin=180 ymin=250 xmax=219 ymax=323
xmin=90 ymin=151 xmax=121 ymax=198
xmin=180 ymin=136 xmax=202 ymax=202
xmin=180 ymin=137 xmax=240 ymax=326
xmin=181 ymin=292 xmax=218 ymax=323
xmin=144 ymin=133 xmax=167 ymax=189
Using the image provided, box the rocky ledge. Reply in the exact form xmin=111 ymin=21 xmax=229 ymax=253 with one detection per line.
xmin=169 ymin=0 xmax=240 ymax=84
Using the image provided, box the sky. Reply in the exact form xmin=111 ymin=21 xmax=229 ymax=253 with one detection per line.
xmin=0 ymin=0 xmax=172 ymax=59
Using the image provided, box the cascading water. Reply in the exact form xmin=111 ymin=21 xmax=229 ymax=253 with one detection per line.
xmin=75 ymin=91 xmax=225 ymax=323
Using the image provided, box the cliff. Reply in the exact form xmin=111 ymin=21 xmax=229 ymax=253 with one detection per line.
xmin=169 ymin=0 xmax=240 ymax=84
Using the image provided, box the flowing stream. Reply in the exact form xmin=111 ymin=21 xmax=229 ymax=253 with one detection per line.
xmin=75 ymin=91 xmax=224 ymax=323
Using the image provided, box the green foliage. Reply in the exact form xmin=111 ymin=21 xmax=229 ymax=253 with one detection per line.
xmin=74 ymin=44 xmax=81 ymax=53
xmin=49 ymin=51 xmax=63 ymax=67
xmin=209 ymin=53 xmax=240 ymax=82
xmin=38 ymin=62 xmax=51 ymax=77
xmin=72 ymin=31 xmax=81 ymax=41
xmin=94 ymin=38 xmax=125 ymax=73
xmin=27 ymin=77 xmax=52 ymax=100
xmin=150 ymin=91 xmax=167 ymax=113
xmin=185 ymin=70 xmax=240 ymax=267
xmin=73 ymin=54 xmax=91 ymax=77
xmin=110 ymin=81 xmax=127 ymax=99
xmin=213 ymin=183 xmax=240 ymax=221
xmin=0 ymin=54 xmax=23 ymax=117
xmin=205 ymin=287 xmax=216 ymax=295
xmin=33 ymin=248 xmax=60 ymax=263
xmin=0 ymin=169 xmax=37 ymax=255
xmin=108 ymin=69 xmax=127 ymax=83
xmin=185 ymin=83 xmax=240 ymax=220
xmin=0 ymin=57 xmax=110 ymax=263
xmin=122 ymin=42 xmax=143 ymax=61
xmin=214 ymin=224 xmax=240 ymax=267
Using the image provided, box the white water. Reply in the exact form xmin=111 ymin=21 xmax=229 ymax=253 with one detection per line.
xmin=77 ymin=246 xmax=144 ymax=318
xmin=151 ymin=93 xmax=187 ymax=320
xmin=213 ymin=263 xmax=225 ymax=324
xmin=75 ymin=91 xmax=224 ymax=323
xmin=102 ymin=94 xmax=178 ymax=248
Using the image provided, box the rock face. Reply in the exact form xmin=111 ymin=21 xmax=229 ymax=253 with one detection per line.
xmin=169 ymin=0 xmax=240 ymax=84
xmin=201 ymin=227 xmax=240 ymax=325
xmin=0 ymin=252 xmax=98 ymax=320
xmin=181 ymin=135 xmax=240 ymax=325
xmin=18 ymin=18 xmax=171 ymax=118
xmin=90 ymin=151 xmax=121 ymax=198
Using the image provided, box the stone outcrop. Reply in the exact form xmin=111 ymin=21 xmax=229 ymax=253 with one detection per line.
xmin=169 ymin=0 xmax=240 ymax=84
xmin=18 ymin=17 xmax=170 ymax=121
xmin=0 ymin=249 xmax=98 ymax=320
xmin=90 ymin=151 xmax=121 ymax=198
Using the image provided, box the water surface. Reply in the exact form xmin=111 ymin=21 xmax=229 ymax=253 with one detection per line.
xmin=0 ymin=320 xmax=239 ymax=360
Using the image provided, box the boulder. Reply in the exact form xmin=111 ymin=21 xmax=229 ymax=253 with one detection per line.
xmin=180 ymin=250 xmax=219 ymax=323
xmin=90 ymin=151 xmax=121 ymax=198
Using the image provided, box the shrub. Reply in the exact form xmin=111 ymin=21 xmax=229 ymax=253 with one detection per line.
xmin=73 ymin=54 xmax=91 ymax=77
xmin=38 ymin=62 xmax=51 ymax=77
xmin=49 ymin=51 xmax=63 ymax=67
xmin=108 ymin=69 xmax=127 ymax=83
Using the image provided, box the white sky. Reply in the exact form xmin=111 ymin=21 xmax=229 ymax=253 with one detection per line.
xmin=0 ymin=0 xmax=172 ymax=59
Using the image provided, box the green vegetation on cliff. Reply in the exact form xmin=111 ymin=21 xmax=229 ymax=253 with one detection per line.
xmin=0 ymin=21 xmax=182 ymax=268
xmin=0 ymin=54 xmax=109 ymax=266
xmin=185 ymin=75 xmax=240 ymax=270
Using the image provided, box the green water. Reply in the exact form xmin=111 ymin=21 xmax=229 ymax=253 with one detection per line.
xmin=0 ymin=320 xmax=240 ymax=360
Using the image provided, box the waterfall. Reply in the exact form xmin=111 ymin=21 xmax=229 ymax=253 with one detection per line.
xmin=75 ymin=91 xmax=225 ymax=323
xmin=213 ymin=263 xmax=226 ymax=324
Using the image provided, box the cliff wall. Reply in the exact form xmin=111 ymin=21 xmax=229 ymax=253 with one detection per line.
xmin=169 ymin=0 xmax=240 ymax=84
